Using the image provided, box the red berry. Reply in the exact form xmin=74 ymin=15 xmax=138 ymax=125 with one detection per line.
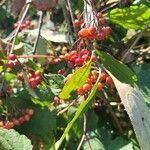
xmin=102 ymin=26 xmax=111 ymax=36
xmin=4 ymin=121 xmax=14 ymax=129
xmin=26 ymin=109 xmax=34 ymax=116
xmin=96 ymin=32 xmax=106 ymax=40
xmin=73 ymin=19 xmax=82 ymax=27
xmin=80 ymin=49 xmax=89 ymax=56
xmin=88 ymin=26 xmax=96 ymax=35
xmin=75 ymin=58 xmax=84 ymax=66
xmin=70 ymin=54 xmax=78 ymax=62
xmin=35 ymin=75 xmax=42 ymax=83
xmin=106 ymin=76 xmax=113 ymax=85
xmin=99 ymin=18 xmax=105 ymax=24
xmin=77 ymin=87 xmax=85 ymax=96
xmin=100 ymin=72 xmax=107 ymax=81
xmin=97 ymin=12 xmax=103 ymax=18
xmin=13 ymin=23 xmax=18 ymax=29
xmin=29 ymin=78 xmax=37 ymax=88
xmin=29 ymin=24 xmax=34 ymax=29
xmin=8 ymin=54 xmax=17 ymax=60
xmin=13 ymin=60 xmax=20 ymax=67
xmin=91 ymin=55 xmax=96 ymax=62
xmin=21 ymin=23 xmax=27 ymax=30
xmin=18 ymin=117 xmax=25 ymax=124
xmin=7 ymin=61 xmax=14 ymax=69
xmin=82 ymin=83 xmax=92 ymax=92
xmin=97 ymin=82 xmax=103 ymax=91
xmin=58 ymin=69 xmax=65 ymax=75
xmin=78 ymin=28 xmax=89 ymax=38
xmin=23 ymin=114 xmax=31 ymax=121
xmin=25 ymin=20 xmax=31 ymax=26
xmin=12 ymin=118 xmax=20 ymax=126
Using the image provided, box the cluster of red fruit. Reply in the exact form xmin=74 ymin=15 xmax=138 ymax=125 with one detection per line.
xmin=1 ymin=108 xmax=34 ymax=130
xmin=7 ymin=54 xmax=20 ymax=69
xmin=17 ymin=70 xmax=42 ymax=88
xmin=28 ymin=70 xmax=42 ymax=88
xmin=64 ymin=49 xmax=96 ymax=67
xmin=73 ymin=19 xmax=84 ymax=27
xmin=78 ymin=26 xmax=111 ymax=40
xmin=13 ymin=20 xmax=34 ymax=30
xmin=76 ymin=71 xmax=113 ymax=96
xmin=74 ymin=12 xmax=111 ymax=40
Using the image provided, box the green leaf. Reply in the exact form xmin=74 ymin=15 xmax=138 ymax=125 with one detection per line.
xmin=26 ymin=59 xmax=43 ymax=72
xmin=107 ymin=4 xmax=150 ymax=30
xmin=131 ymin=63 xmax=150 ymax=104
xmin=83 ymin=130 xmax=105 ymax=150
xmin=59 ymin=61 xmax=91 ymax=99
xmin=96 ymin=51 xmax=137 ymax=85
xmin=5 ymin=73 xmax=16 ymax=81
xmin=55 ymin=73 xmax=100 ymax=149
xmin=45 ymin=74 xmax=64 ymax=95
xmin=17 ymin=107 xmax=56 ymax=150
xmin=109 ymin=137 xmax=134 ymax=150
xmin=0 ymin=129 xmax=33 ymax=150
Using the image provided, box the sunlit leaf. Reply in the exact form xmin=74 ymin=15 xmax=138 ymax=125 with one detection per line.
xmin=107 ymin=4 xmax=150 ymax=30
xmin=55 ymin=73 xmax=100 ymax=149
xmin=96 ymin=51 xmax=137 ymax=85
xmin=0 ymin=129 xmax=33 ymax=150
xmin=59 ymin=61 xmax=92 ymax=99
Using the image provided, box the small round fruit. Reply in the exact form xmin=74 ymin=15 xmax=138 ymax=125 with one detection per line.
xmin=100 ymin=72 xmax=107 ymax=81
xmin=27 ymin=109 xmax=34 ymax=116
xmin=7 ymin=61 xmax=14 ymax=69
xmin=97 ymin=82 xmax=103 ymax=91
xmin=12 ymin=118 xmax=20 ymax=126
xmin=75 ymin=58 xmax=84 ymax=66
xmin=23 ymin=114 xmax=31 ymax=121
xmin=82 ymin=83 xmax=92 ymax=92
xmin=8 ymin=54 xmax=17 ymax=60
xmin=106 ymin=76 xmax=113 ymax=85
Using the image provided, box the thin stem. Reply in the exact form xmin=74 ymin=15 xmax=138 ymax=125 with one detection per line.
xmin=9 ymin=2 xmax=31 ymax=54
xmin=102 ymin=91 xmax=124 ymax=134
xmin=121 ymin=30 xmax=145 ymax=62
xmin=77 ymin=113 xmax=87 ymax=150
xmin=32 ymin=11 xmax=45 ymax=54
xmin=17 ymin=54 xmax=55 ymax=58
xmin=66 ymin=0 xmax=77 ymax=40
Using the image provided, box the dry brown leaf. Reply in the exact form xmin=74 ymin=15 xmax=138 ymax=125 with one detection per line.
xmin=31 ymin=0 xmax=58 ymax=11
xmin=11 ymin=0 xmax=26 ymax=18
xmin=108 ymin=72 xmax=150 ymax=150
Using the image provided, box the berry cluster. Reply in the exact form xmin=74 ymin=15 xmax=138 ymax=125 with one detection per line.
xmin=78 ymin=26 xmax=111 ymax=40
xmin=1 ymin=108 xmax=34 ymax=130
xmin=73 ymin=19 xmax=84 ymax=27
xmin=28 ymin=70 xmax=42 ymax=88
xmin=64 ymin=49 xmax=96 ymax=67
xmin=76 ymin=71 xmax=113 ymax=96
xmin=7 ymin=54 xmax=20 ymax=69
xmin=13 ymin=20 xmax=34 ymax=30
xmin=74 ymin=12 xmax=111 ymax=40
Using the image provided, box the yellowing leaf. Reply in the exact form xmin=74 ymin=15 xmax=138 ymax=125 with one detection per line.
xmin=59 ymin=61 xmax=91 ymax=99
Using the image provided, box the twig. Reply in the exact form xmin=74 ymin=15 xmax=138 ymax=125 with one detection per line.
xmin=101 ymin=91 xmax=124 ymax=134
xmin=32 ymin=11 xmax=45 ymax=54
xmin=57 ymin=100 xmax=76 ymax=116
xmin=17 ymin=54 xmax=55 ymax=58
xmin=9 ymin=1 xmax=31 ymax=54
xmin=121 ymin=29 xmax=145 ymax=62
xmin=66 ymin=0 xmax=77 ymax=40
xmin=77 ymin=113 xmax=92 ymax=150
xmin=61 ymin=1 xmax=74 ymax=44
